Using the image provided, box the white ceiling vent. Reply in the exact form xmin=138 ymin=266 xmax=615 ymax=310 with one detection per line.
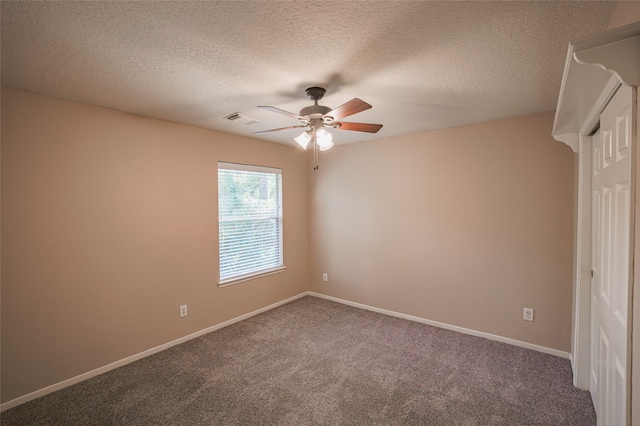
xmin=223 ymin=112 xmax=260 ymax=125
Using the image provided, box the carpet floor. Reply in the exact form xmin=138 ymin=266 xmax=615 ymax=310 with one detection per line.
xmin=1 ymin=296 xmax=595 ymax=425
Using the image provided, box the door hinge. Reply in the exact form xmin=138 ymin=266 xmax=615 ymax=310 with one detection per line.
xmin=591 ymin=270 xmax=594 ymax=278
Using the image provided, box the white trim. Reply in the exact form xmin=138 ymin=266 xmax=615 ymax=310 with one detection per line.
xmin=552 ymin=21 xmax=640 ymax=147
xmin=572 ymin=24 xmax=640 ymax=87
xmin=218 ymin=161 xmax=281 ymax=175
xmin=2 ymin=290 xmax=571 ymax=412
xmin=553 ymin=22 xmax=640 ymax=402
xmin=0 ymin=292 xmax=308 ymax=412
xmin=218 ymin=266 xmax=287 ymax=287
xmin=308 ymin=292 xmax=571 ymax=359
xmin=571 ymin=134 xmax=594 ymax=390
xmin=570 ymin=353 xmax=575 ymax=380
xmin=553 ymin=133 xmax=579 ymax=153
xmin=579 ymin=76 xmax=621 ymax=137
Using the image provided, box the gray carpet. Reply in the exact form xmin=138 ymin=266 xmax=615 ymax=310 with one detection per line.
xmin=1 ymin=296 xmax=595 ymax=425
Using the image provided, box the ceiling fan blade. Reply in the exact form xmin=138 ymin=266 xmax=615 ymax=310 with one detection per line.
xmin=325 ymin=98 xmax=372 ymax=121
xmin=258 ymin=106 xmax=303 ymax=120
xmin=253 ymin=125 xmax=307 ymax=135
xmin=335 ymin=122 xmax=383 ymax=133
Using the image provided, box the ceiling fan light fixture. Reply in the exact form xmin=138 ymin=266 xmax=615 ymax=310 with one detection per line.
xmin=316 ymin=128 xmax=333 ymax=150
xmin=294 ymin=131 xmax=312 ymax=149
xmin=318 ymin=140 xmax=334 ymax=151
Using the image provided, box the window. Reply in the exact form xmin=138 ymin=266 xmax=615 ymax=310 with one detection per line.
xmin=218 ymin=162 xmax=284 ymax=286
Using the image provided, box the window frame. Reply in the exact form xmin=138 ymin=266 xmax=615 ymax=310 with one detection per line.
xmin=217 ymin=162 xmax=285 ymax=287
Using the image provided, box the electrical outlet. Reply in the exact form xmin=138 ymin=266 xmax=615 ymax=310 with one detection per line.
xmin=180 ymin=305 xmax=188 ymax=318
xmin=322 ymin=273 xmax=328 ymax=282
xmin=523 ymin=308 xmax=534 ymax=321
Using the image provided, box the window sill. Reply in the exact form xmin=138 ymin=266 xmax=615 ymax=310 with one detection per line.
xmin=218 ymin=266 xmax=287 ymax=288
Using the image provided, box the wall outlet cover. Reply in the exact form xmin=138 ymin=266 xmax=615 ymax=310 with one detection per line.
xmin=523 ymin=308 xmax=534 ymax=321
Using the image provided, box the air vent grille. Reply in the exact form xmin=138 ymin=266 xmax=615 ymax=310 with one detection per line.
xmin=223 ymin=112 xmax=260 ymax=125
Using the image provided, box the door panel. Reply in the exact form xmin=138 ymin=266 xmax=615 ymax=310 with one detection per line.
xmin=614 ymin=183 xmax=629 ymax=325
xmin=591 ymin=85 xmax=632 ymax=426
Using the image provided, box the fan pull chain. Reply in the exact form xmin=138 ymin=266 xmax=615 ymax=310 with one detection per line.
xmin=313 ymin=140 xmax=319 ymax=171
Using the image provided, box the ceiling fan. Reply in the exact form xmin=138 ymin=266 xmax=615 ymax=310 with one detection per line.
xmin=254 ymin=87 xmax=383 ymax=168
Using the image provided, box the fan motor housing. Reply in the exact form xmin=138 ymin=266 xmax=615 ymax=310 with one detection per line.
xmin=300 ymin=105 xmax=332 ymax=117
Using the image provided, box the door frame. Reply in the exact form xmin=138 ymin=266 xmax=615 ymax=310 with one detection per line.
xmin=572 ymin=76 xmax=621 ymax=390
xmin=573 ymin=80 xmax=637 ymax=424
xmin=572 ymin=131 xmax=593 ymax=390
xmin=552 ymin=21 xmax=639 ymax=424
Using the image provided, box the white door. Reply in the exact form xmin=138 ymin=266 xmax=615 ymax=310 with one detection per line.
xmin=591 ymin=85 xmax=633 ymax=426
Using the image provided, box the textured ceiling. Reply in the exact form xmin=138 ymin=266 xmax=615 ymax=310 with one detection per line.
xmin=1 ymin=1 xmax=616 ymax=147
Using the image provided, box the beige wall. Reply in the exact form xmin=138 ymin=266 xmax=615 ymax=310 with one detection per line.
xmin=1 ymin=88 xmax=310 ymax=403
xmin=607 ymin=2 xmax=640 ymax=30
xmin=310 ymin=112 xmax=575 ymax=352
xmin=2 ymin=88 xmax=577 ymax=405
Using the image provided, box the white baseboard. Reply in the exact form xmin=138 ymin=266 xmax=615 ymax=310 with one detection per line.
xmin=308 ymin=292 xmax=571 ymax=359
xmin=2 ymin=290 xmax=570 ymax=411
xmin=570 ymin=353 xmax=577 ymax=386
xmin=0 ymin=292 xmax=308 ymax=412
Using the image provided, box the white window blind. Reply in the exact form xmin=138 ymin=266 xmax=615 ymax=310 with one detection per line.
xmin=218 ymin=162 xmax=283 ymax=285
